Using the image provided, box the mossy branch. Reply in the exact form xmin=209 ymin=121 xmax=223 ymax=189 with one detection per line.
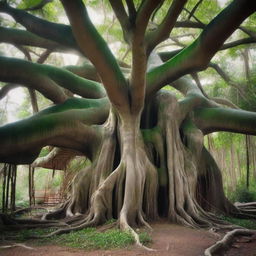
xmin=146 ymin=0 xmax=256 ymax=99
xmin=61 ymin=0 xmax=129 ymax=113
xmin=0 ymin=98 xmax=109 ymax=164
xmin=0 ymin=56 xmax=106 ymax=102
xmin=194 ymin=107 xmax=256 ymax=135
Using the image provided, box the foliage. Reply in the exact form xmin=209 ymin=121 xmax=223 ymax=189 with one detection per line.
xmin=228 ymin=184 xmax=256 ymax=203
xmin=220 ymin=215 xmax=256 ymax=229
xmin=3 ymin=227 xmax=151 ymax=250
xmin=17 ymin=0 xmax=63 ymax=22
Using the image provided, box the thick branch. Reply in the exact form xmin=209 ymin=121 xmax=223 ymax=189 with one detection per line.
xmin=38 ymin=97 xmax=109 ymax=117
xmin=136 ymin=0 xmax=161 ymax=39
xmin=0 ymin=97 xmax=109 ymax=164
xmin=0 ymin=27 xmax=60 ymax=49
xmin=159 ymin=37 xmax=256 ymax=62
xmin=0 ymin=57 xmax=67 ymax=103
xmin=109 ymin=0 xmax=131 ymax=41
xmin=0 ymin=56 xmax=106 ymax=102
xmin=195 ymin=0 xmax=256 ymax=63
xmin=0 ymin=83 xmax=18 ymax=100
xmin=129 ymin=1 xmax=162 ymax=114
xmin=0 ymin=27 xmax=70 ymax=51
xmin=146 ymin=0 xmax=256 ymax=98
xmin=61 ymin=0 xmax=129 ymax=112
xmin=147 ymin=0 xmax=188 ymax=54
xmin=130 ymin=40 xmax=147 ymax=114
xmin=194 ymin=107 xmax=256 ymax=135
xmin=0 ymin=2 xmax=78 ymax=50
xmin=32 ymin=147 xmax=82 ymax=170
xmin=125 ymin=0 xmax=137 ymax=22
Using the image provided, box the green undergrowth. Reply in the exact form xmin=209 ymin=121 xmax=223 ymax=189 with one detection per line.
xmin=227 ymin=185 xmax=256 ymax=203
xmin=3 ymin=226 xmax=151 ymax=250
xmin=220 ymin=215 xmax=256 ymax=229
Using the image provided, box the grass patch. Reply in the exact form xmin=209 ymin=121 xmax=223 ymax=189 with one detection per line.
xmin=49 ymin=228 xmax=151 ymax=250
xmin=3 ymin=227 xmax=151 ymax=250
xmin=2 ymin=227 xmax=57 ymax=242
xmin=220 ymin=216 xmax=256 ymax=229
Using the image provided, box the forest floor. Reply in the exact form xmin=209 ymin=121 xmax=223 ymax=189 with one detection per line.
xmin=1 ymin=221 xmax=256 ymax=256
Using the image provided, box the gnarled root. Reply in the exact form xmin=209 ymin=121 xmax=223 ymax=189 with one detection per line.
xmin=204 ymin=228 xmax=256 ymax=256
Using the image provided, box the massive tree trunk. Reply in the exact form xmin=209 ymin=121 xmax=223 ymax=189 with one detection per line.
xmin=41 ymin=91 xmax=244 ymax=235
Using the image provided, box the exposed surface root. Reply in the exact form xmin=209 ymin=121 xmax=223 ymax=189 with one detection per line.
xmin=0 ymin=213 xmax=68 ymax=231
xmin=235 ymin=202 xmax=256 ymax=208
xmin=38 ymin=218 xmax=100 ymax=238
xmin=204 ymin=228 xmax=256 ymax=256
xmin=233 ymin=202 xmax=256 ymax=217
xmin=0 ymin=243 xmax=34 ymax=250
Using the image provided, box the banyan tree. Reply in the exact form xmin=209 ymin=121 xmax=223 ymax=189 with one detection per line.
xmin=0 ymin=0 xmax=256 ymax=240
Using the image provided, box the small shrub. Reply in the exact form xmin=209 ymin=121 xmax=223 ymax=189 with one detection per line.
xmin=53 ymin=228 xmax=151 ymax=249
xmin=229 ymin=186 xmax=256 ymax=203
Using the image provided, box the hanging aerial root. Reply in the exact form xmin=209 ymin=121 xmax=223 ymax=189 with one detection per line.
xmin=159 ymin=96 xmax=229 ymax=229
xmin=116 ymin=151 xmax=158 ymax=251
xmin=119 ymin=214 xmax=155 ymax=251
xmin=204 ymin=228 xmax=256 ymax=256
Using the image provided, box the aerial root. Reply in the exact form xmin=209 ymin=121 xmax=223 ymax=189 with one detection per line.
xmin=119 ymin=215 xmax=155 ymax=252
xmin=31 ymin=163 xmax=125 ymax=239
xmin=138 ymin=212 xmax=153 ymax=231
xmin=204 ymin=228 xmax=256 ymax=256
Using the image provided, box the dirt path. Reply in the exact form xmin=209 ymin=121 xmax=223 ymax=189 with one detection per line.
xmin=1 ymin=223 xmax=255 ymax=256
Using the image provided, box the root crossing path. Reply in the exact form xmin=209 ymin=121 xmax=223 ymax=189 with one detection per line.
xmin=1 ymin=223 xmax=256 ymax=256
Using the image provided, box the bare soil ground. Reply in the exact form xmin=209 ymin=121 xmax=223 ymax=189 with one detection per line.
xmin=1 ymin=222 xmax=255 ymax=256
